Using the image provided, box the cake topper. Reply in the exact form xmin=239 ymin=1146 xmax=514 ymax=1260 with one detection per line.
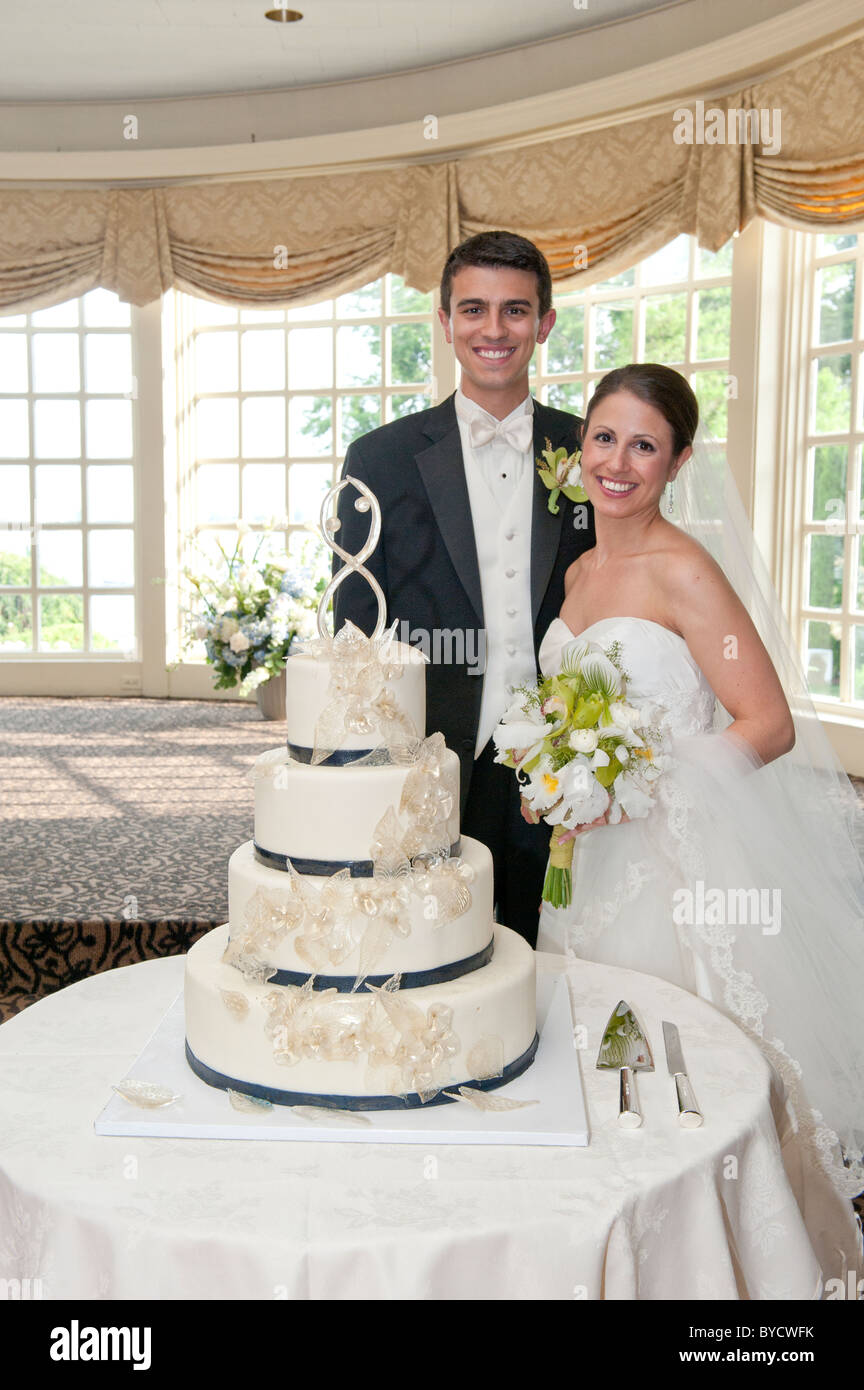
xmin=316 ymin=476 xmax=387 ymax=641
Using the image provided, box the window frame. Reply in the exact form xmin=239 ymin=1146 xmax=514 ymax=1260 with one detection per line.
xmin=0 ymin=295 xmax=155 ymax=695
xmin=160 ymin=279 xmax=448 ymax=699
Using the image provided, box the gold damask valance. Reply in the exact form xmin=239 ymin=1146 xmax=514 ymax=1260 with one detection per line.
xmin=2 ymin=30 xmax=864 ymax=314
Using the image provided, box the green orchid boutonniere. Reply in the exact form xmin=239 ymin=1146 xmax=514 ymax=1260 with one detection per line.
xmin=536 ymin=436 xmax=587 ymax=515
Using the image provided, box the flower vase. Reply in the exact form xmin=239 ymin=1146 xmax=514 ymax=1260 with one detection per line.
xmin=256 ymin=670 xmax=286 ymax=721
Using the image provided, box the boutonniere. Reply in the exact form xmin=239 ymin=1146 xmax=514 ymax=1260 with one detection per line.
xmin=536 ymin=437 xmax=587 ymax=514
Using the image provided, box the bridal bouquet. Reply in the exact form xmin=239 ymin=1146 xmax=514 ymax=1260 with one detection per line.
xmin=492 ymin=637 xmax=671 ymax=907
xmin=183 ymin=531 xmax=327 ymax=695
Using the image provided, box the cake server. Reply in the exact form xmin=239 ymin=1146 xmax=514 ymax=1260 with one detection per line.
xmin=662 ymin=1020 xmax=704 ymax=1128
xmin=596 ymin=1000 xmax=654 ymax=1128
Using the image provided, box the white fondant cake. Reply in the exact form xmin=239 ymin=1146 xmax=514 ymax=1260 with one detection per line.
xmin=184 ymin=624 xmax=538 ymax=1109
xmin=185 ymin=924 xmax=536 ymax=1104
xmin=252 ymin=748 xmax=462 ymax=865
xmin=227 ymin=836 xmax=495 ymax=981
xmin=283 ymin=639 xmax=426 ymax=754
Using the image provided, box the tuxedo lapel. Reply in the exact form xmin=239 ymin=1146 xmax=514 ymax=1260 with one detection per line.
xmin=415 ymin=396 xmax=484 ymax=624
xmin=530 ymin=400 xmax=567 ymax=623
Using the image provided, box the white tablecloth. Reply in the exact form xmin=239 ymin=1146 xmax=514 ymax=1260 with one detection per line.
xmin=0 ymin=952 xmax=859 ymax=1300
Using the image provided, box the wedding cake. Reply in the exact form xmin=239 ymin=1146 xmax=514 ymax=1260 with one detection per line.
xmin=183 ymin=483 xmax=538 ymax=1111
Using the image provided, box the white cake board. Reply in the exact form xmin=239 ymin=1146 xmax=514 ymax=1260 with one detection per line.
xmin=94 ymin=971 xmax=589 ymax=1147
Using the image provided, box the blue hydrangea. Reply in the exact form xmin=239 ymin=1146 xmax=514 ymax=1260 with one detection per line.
xmin=253 ymin=646 xmax=268 ymax=663
xmin=222 ymin=650 xmax=247 ymax=668
xmin=279 ymin=572 xmax=305 ymax=599
xmin=244 ymin=617 xmax=272 ymax=643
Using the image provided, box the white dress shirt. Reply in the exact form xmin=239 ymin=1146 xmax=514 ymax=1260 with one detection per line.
xmin=454 ymin=387 xmax=538 ymax=756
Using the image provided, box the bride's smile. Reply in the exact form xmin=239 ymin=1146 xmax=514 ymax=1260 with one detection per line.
xmin=595 ymin=475 xmax=639 ymax=497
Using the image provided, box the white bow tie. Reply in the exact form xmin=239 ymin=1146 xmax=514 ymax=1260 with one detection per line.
xmin=468 ymin=413 xmax=534 ymax=453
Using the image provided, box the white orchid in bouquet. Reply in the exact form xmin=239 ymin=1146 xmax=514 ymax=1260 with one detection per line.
xmin=183 ymin=528 xmax=328 ymax=695
xmin=492 ymin=636 xmax=673 ymax=907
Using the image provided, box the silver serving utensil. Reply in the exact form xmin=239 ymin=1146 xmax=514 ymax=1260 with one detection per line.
xmin=662 ymin=1021 xmax=704 ymax=1128
xmin=596 ymin=999 xmax=654 ymax=1128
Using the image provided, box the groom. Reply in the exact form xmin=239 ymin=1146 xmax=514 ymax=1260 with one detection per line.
xmin=332 ymin=231 xmax=594 ymax=947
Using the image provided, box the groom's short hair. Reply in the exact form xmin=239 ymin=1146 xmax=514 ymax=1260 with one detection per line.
xmin=440 ymin=231 xmax=553 ymax=318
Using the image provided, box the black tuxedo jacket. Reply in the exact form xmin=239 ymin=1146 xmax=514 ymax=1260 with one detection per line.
xmin=332 ymin=392 xmax=595 ymax=811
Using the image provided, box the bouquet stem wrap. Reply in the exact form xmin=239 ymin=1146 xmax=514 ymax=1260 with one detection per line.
xmin=542 ymin=824 xmax=574 ymax=908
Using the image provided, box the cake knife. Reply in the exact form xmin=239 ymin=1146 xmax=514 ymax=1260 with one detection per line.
xmin=662 ymin=1020 xmax=704 ymax=1128
xmin=596 ymin=999 xmax=654 ymax=1128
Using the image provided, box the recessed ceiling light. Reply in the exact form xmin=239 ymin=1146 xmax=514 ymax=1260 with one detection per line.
xmin=265 ymin=7 xmax=303 ymax=20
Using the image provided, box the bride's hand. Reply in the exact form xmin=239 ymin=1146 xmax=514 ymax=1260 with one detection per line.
xmin=557 ymin=809 xmax=630 ymax=842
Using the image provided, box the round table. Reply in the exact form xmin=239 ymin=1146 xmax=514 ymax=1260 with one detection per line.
xmin=0 ymin=951 xmax=859 ymax=1300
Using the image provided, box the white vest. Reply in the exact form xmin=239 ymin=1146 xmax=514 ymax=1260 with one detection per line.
xmin=455 ymin=390 xmax=537 ymax=756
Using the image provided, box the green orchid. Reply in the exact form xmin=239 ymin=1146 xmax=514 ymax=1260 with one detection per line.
xmin=570 ymin=692 xmax=607 ymax=729
xmin=594 ymin=757 xmax=623 ymax=789
xmin=542 ymin=674 xmax=580 ymax=717
xmin=536 ymin=437 xmax=588 ymax=514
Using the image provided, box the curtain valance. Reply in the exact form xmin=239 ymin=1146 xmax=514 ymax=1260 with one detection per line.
xmin=2 ymin=31 xmax=864 ymax=313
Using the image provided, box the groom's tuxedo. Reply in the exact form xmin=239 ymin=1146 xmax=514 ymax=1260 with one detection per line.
xmin=332 ymin=391 xmax=595 ymax=944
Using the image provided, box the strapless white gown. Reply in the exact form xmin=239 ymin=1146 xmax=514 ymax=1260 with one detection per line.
xmin=536 ymin=615 xmax=864 ymax=1205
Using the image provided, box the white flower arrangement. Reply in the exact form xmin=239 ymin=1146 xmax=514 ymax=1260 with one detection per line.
xmin=182 ymin=531 xmax=328 ymax=695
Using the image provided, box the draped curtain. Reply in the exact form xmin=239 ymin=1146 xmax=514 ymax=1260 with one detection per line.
xmin=2 ymin=31 xmax=864 ymax=314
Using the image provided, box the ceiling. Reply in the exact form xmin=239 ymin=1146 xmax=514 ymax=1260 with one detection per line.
xmin=1 ymin=0 xmax=691 ymax=102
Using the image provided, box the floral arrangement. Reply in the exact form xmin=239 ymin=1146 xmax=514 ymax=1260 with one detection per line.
xmin=492 ymin=636 xmax=671 ymax=907
xmin=184 ymin=530 xmax=328 ymax=695
xmin=536 ymin=437 xmax=587 ymax=514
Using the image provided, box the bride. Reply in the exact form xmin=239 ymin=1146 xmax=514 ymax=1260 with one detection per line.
xmin=530 ymin=363 xmax=864 ymax=1209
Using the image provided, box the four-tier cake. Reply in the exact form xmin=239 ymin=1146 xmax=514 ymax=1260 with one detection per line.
xmin=183 ymin=482 xmax=538 ymax=1110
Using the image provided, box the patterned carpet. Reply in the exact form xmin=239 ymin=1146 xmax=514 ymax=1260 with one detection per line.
xmin=0 ymin=696 xmax=281 ymax=1019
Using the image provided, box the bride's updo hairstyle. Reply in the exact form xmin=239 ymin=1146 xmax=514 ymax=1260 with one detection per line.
xmin=581 ymin=364 xmax=699 ymax=459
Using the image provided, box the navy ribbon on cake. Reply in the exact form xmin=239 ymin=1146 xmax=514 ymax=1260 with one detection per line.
xmin=254 ymin=839 xmax=462 ymax=878
xmin=185 ymin=1031 xmax=539 ymax=1111
xmin=286 ymin=742 xmax=380 ymax=766
xmin=256 ymin=937 xmax=493 ymax=992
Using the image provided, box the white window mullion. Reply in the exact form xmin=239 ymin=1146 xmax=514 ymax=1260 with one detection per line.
xmin=136 ymin=297 xmax=167 ymax=697
xmin=431 ymin=289 xmax=455 ymax=403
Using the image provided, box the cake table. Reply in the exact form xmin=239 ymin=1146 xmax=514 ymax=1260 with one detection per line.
xmin=0 ymin=951 xmax=859 ymax=1301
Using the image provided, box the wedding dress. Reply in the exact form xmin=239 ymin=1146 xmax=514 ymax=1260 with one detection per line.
xmin=537 ymin=612 xmax=864 ymax=1205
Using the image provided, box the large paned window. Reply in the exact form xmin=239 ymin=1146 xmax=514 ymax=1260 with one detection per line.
xmin=0 ymin=291 xmax=137 ymax=658
xmin=4 ymin=231 xmax=864 ymax=763
xmin=164 ymin=276 xmax=435 ymax=662
xmin=531 ymin=233 xmax=734 ymax=443
xmin=800 ymin=232 xmax=864 ymax=706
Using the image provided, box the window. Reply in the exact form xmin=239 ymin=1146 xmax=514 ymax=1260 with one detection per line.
xmin=164 ymin=276 xmax=435 ymax=663
xmin=801 ymin=232 xmax=864 ymax=707
xmin=532 ymin=233 xmax=734 ymax=442
xmin=0 ymin=290 xmax=137 ymax=658
xmin=4 ymin=230 xmax=863 ymax=749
